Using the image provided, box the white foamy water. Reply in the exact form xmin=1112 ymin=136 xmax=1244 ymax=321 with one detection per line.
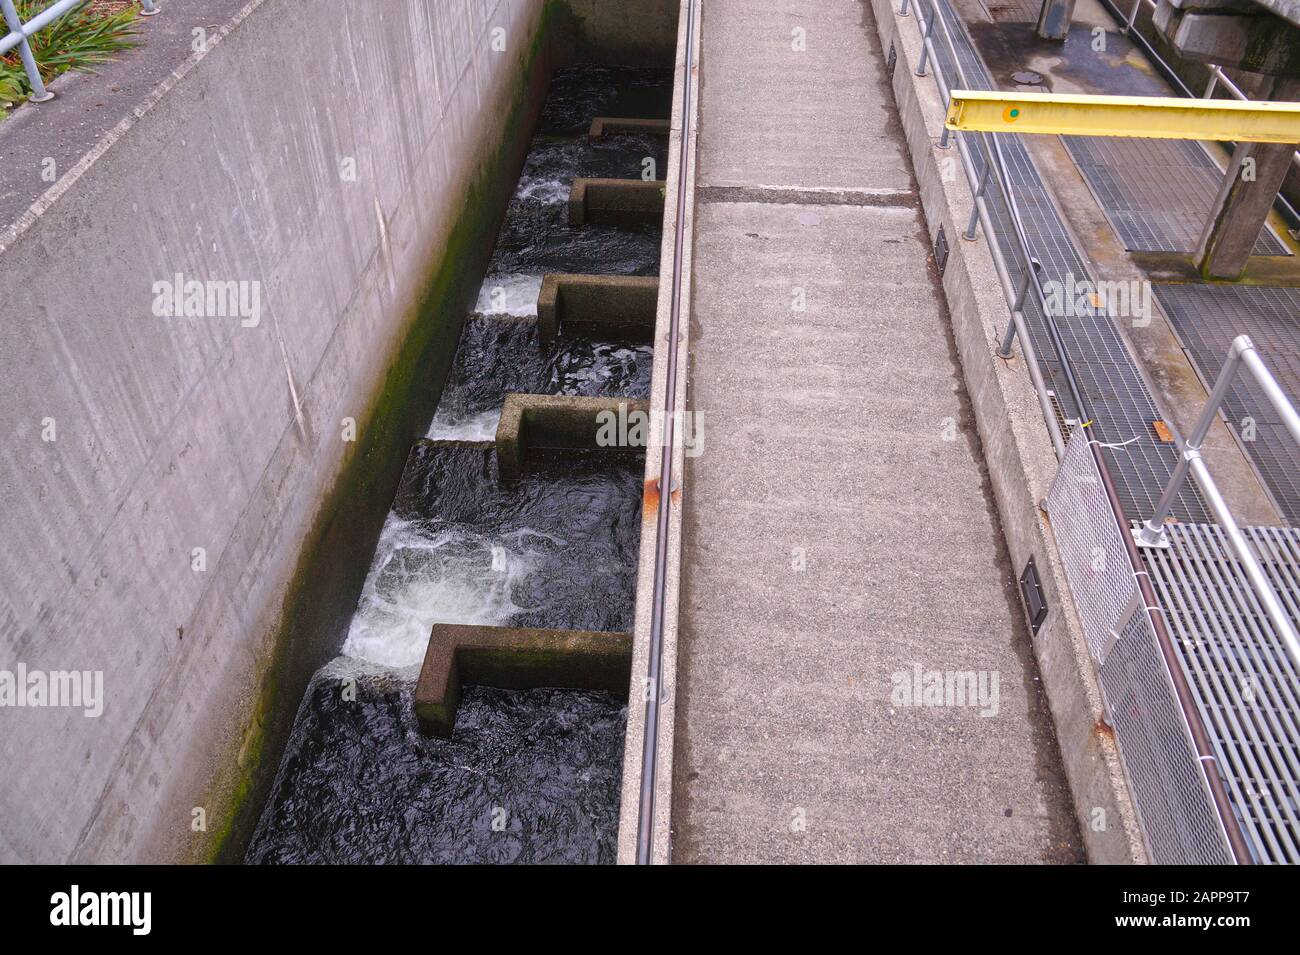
xmin=426 ymin=407 xmax=501 ymax=441
xmin=341 ymin=516 xmax=560 ymax=668
xmin=473 ymin=274 xmax=542 ymax=317
xmin=515 ymin=176 xmax=570 ymax=205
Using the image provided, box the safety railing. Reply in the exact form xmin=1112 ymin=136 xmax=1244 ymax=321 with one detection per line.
xmin=900 ymin=0 xmax=1068 ymax=461
xmin=1134 ymin=334 xmax=1300 ymax=673
xmin=0 ymin=0 xmax=158 ymax=103
xmin=898 ymin=0 xmax=1256 ymax=862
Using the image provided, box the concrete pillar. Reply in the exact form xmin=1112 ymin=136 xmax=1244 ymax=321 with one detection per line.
xmin=1036 ymin=0 xmax=1076 ymax=39
xmin=1195 ymin=76 xmax=1300 ymax=280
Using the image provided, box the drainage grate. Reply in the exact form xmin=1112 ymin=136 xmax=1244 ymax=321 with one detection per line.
xmin=1063 ymin=136 xmax=1290 ymax=256
xmin=1153 ymin=284 xmax=1300 ymax=524
xmin=1143 ymin=522 xmax=1300 ymax=864
xmin=927 ymin=0 xmax=1207 ymax=523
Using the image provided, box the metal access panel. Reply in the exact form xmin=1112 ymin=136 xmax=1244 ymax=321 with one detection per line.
xmin=1153 ymin=283 xmax=1300 ymax=523
xmin=1063 ymin=135 xmax=1291 ymax=256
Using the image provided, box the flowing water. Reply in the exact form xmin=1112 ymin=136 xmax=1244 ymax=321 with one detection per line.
xmin=245 ymin=67 xmax=670 ymax=865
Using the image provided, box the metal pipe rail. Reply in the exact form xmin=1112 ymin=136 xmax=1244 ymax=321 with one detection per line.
xmin=901 ymin=0 xmax=1069 ymax=459
xmin=0 ymin=0 xmax=157 ymax=103
xmin=1135 ymin=335 xmax=1300 ymax=674
xmin=901 ymin=0 xmax=1255 ymax=862
xmin=634 ymin=0 xmax=697 ymax=866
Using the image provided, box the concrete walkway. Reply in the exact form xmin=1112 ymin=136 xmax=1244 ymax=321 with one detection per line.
xmin=670 ymin=0 xmax=1083 ymax=863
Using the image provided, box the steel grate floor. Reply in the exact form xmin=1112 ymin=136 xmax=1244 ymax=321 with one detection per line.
xmin=930 ymin=1 xmax=1208 ymax=522
xmin=1153 ymin=284 xmax=1300 ymax=523
xmin=1142 ymin=522 xmax=1300 ymax=864
xmin=1063 ymin=136 xmax=1291 ymax=256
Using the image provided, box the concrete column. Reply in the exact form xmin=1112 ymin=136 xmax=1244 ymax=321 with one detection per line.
xmin=1195 ymin=77 xmax=1300 ymax=280
xmin=1036 ymin=0 xmax=1076 ymax=39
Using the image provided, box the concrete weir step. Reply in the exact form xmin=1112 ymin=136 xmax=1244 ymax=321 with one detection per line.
xmin=588 ymin=116 xmax=672 ymax=142
xmin=538 ymin=273 xmax=659 ymax=343
xmin=495 ymin=393 xmax=649 ymax=481
xmin=415 ymin=623 xmax=632 ymax=737
xmin=568 ymin=177 xmax=665 ymax=227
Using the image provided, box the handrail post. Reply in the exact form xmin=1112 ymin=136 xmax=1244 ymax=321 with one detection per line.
xmin=915 ymin=6 xmax=935 ymax=77
xmin=998 ymin=259 xmax=1041 ymax=357
xmin=964 ymin=164 xmax=990 ymax=239
xmin=899 ymin=0 xmax=910 ymax=15
xmin=1135 ymin=335 xmax=1251 ymax=547
xmin=141 ymin=0 xmax=160 ymax=15
xmin=1 ymin=0 xmax=52 ymax=102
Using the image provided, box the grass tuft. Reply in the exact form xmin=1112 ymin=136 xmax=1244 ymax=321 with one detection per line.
xmin=1 ymin=0 xmax=140 ymax=113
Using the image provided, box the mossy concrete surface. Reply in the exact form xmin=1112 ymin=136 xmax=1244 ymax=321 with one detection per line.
xmin=569 ymin=177 xmax=667 ymax=227
xmin=496 ymin=393 xmax=651 ymax=481
xmin=538 ymin=273 xmax=660 ymax=342
xmin=415 ymin=623 xmax=632 ymax=737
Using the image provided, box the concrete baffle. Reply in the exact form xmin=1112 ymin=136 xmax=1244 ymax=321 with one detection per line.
xmin=415 ymin=623 xmax=632 ymax=737
xmin=538 ymin=273 xmax=660 ymax=343
xmin=588 ymin=116 xmax=672 ymax=142
xmin=568 ymin=177 xmax=666 ymax=227
xmin=494 ymin=392 xmax=651 ymax=481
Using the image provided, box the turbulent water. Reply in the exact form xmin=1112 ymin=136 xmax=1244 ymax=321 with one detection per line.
xmin=245 ymin=67 xmax=670 ymax=865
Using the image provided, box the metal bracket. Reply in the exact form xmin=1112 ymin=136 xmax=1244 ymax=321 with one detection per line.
xmin=886 ymin=40 xmax=897 ymax=79
xmin=934 ymin=225 xmax=949 ymax=276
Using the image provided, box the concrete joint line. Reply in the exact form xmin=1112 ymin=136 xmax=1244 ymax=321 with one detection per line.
xmin=696 ymin=183 xmax=918 ymax=208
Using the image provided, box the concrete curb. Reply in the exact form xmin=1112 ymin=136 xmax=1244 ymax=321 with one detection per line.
xmin=615 ymin=0 xmax=700 ymax=867
xmin=869 ymin=0 xmax=1147 ymax=863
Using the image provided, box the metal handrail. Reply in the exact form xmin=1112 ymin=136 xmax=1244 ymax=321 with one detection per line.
xmin=0 ymin=0 xmax=157 ymax=103
xmin=902 ymin=0 xmax=1069 ymax=459
xmin=1135 ymin=335 xmax=1300 ymax=673
xmin=901 ymin=0 xmax=1255 ymax=862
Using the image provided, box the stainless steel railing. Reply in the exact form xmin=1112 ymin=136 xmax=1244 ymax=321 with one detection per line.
xmin=898 ymin=0 xmax=1258 ymax=862
xmin=900 ymin=0 xmax=1069 ymax=460
xmin=1135 ymin=334 xmax=1300 ymax=675
xmin=0 ymin=0 xmax=157 ymax=103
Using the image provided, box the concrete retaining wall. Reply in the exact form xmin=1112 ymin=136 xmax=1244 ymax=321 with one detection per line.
xmin=559 ymin=0 xmax=681 ymax=65
xmin=868 ymin=0 xmax=1147 ymax=863
xmin=0 ymin=0 xmax=553 ymax=863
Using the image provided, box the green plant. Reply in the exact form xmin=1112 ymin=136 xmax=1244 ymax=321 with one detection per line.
xmin=0 ymin=0 xmax=139 ymax=113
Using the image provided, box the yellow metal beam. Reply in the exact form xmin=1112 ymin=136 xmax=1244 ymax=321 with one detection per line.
xmin=945 ymin=90 xmax=1300 ymax=143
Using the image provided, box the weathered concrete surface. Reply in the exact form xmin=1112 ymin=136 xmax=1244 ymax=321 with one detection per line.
xmin=495 ymin=393 xmax=651 ymax=480
xmin=589 ymin=117 xmax=673 ymax=141
xmin=568 ymin=177 xmax=666 ymax=227
xmin=669 ymin=0 xmax=1083 ymax=863
xmin=874 ymin=0 xmax=1147 ymax=860
xmin=414 ymin=623 xmax=631 ymax=737
xmin=538 ymin=273 xmax=659 ymax=342
xmin=0 ymin=0 xmax=549 ymax=864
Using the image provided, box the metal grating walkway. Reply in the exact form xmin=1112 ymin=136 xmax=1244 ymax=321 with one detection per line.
xmin=1143 ymin=522 xmax=1300 ymax=864
xmin=1063 ymin=136 xmax=1291 ymax=256
xmin=1154 ymin=284 xmax=1300 ymax=523
xmin=930 ymin=0 xmax=1208 ymax=523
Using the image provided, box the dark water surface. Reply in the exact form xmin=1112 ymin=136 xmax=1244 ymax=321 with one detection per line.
xmin=245 ymin=67 xmax=669 ymax=865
